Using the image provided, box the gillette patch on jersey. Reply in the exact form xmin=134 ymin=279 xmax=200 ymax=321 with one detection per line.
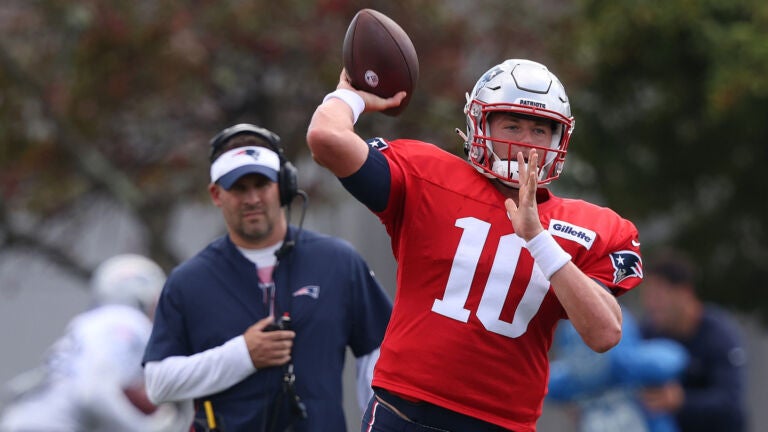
xmin=609 ymin=251 xmax=643 ymax=284
xmin=549 ymin=219 xmax=596 ymax=250
xmin=366 ymin=137 xmax=389 ymax=151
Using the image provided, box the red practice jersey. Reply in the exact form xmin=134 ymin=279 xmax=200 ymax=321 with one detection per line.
xmin=367 ymin=139 xmax=643 ymax=432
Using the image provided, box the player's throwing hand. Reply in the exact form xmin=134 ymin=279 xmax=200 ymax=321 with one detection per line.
xmin=335 ymin=69 xmax=407 ymax=115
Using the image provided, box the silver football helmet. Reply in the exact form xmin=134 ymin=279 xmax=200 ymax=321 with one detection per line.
xmin=91 ymin=254 xmax=166 ymax=317
xmin=463 ymin=59 xmax=575 ymax=187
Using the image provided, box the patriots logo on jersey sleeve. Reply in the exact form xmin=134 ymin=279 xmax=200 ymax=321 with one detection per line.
xmin=609 ymin=251 xmax=643 ymax=284
xmin=366 ymin=137 xmax=389 ymax=151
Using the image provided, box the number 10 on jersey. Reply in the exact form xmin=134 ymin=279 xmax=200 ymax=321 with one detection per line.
xmin=432 ymin=217 xmax=550 ymax=339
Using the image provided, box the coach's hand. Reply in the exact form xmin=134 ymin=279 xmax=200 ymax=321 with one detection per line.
xmin=243 ymin=316 xmax=295 ymax=368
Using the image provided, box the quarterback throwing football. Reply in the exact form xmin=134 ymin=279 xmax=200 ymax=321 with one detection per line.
xmin=307 ymin=59 xmax=643 ymax=432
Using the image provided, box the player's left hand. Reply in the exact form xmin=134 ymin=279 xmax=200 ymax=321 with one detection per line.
xmin=505 ymin=149 xmax=544 ymax=241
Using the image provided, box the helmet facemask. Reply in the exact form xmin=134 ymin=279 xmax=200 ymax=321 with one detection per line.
xmin=462 ymin=60 xmax=574 ymax=188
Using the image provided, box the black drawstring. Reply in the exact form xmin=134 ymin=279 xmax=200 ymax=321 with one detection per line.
xmin=283 ymin=363 xmax=307 ymax=420
xmin=265 ymin=316 xmax=306 ymax=432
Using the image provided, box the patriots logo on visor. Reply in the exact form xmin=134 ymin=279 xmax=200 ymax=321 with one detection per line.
xmin=234 ymin=148 xmax=260 ymax=160
xmin=609 ymin=251 xmax=643 ymax=284
xmin=293 ymin=285 xmax=319 ymax=299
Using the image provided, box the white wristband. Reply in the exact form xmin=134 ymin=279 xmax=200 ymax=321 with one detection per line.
xmin=526 ymin=230 xmax=572 ymax=280
xmin=322 ymin=89 xmax=365 ymax=124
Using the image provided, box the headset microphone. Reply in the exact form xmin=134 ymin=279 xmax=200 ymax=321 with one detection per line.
xmin=274 ymin=189 xmax=308 ymax=260
xmin=274 ymin=241 xmax=294 ymax=260
xmin=267 ymin=189 xmax=308 ymax=432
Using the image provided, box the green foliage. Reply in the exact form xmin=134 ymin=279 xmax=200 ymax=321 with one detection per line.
xmin=553 ymin=0 xmax=768 ymax=321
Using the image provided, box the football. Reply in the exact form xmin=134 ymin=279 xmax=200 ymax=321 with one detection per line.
xmin=342 ymin=8 xmax=418 ymax=116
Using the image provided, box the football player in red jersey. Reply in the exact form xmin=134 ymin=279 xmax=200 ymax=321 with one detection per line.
xmin=307 ymin=59 xmax=643 ymax=432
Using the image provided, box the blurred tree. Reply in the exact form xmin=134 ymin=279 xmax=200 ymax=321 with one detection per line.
xmin=0 ymin=0 xmax=393 ymax=274
xmin=549 ymin=0 xmax=768 ymax=321
xmin=0 ymin=0 xmax=551 ymax=279
xmin=1 ymin=0 xmax=766 ymax=323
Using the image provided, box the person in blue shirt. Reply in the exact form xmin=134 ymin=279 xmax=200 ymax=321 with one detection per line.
xmin=639 ymin=249 xmax=747 ymax=432
xmin=142 ymin=124 xmax=393 ymax=432
xmin=547 ymin=306 xmax=688 ymax=432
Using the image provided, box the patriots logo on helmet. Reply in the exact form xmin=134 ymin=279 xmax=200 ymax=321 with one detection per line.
xmin=609 ymin=251 xmax=643 ymax=284
xmin=474 ymin=66 xmax=504 ymax=93
xmin=293 ymin=285 xmax=320 ymax=299
xmin=366 ymin=137 xmax=389 ymax=151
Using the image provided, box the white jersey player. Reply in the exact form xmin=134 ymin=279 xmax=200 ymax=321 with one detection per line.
xmin=0 ymin=254 xmax=192 ymax=432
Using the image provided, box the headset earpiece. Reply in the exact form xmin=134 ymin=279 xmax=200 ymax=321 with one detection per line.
xmin=278 ymin=160 xmax=299 ymax=207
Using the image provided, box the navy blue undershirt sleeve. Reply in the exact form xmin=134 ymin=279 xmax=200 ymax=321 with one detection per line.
xmin=338 ymin=145 xmax=391 ymax=213
xmin=592 ymin=278 xmax=619 ymax=296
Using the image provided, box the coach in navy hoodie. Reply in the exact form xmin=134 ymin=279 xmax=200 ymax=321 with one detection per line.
xmin=143 ymin=124 xmax=392 ymax=432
